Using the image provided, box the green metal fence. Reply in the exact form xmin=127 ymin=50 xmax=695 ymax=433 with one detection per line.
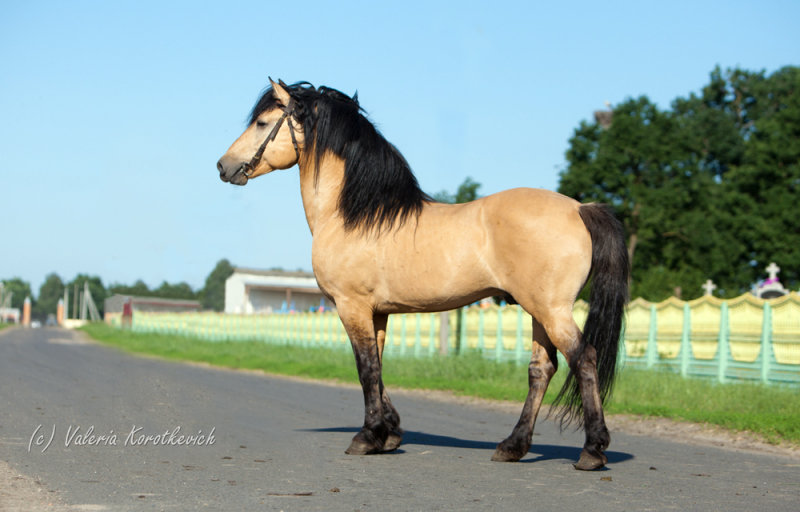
xmin=115 ymin=291 xmax=800 ymax=386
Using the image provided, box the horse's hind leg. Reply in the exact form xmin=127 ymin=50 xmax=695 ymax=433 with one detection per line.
xmin=571 ymin=343 xmax=610 ymax=470
xmin=543 ymin=312 xmax=610 ymax=470
xmin=374 ymin=314 xmax=403 ymax=452
xmin=339 ymin=307 xmax=390 ymax=455
xmin=492 ymin=318 xmax=557 ymax=462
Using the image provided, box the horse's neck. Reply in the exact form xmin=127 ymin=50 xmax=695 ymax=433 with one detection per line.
xmin=298 ymin=155 xmax=345 ymax=235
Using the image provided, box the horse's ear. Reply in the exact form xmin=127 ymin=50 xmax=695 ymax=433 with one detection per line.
xmin=269 ymin=77 xmax=292 ymax=106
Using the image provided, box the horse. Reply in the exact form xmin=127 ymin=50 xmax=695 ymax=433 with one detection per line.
xmin=217 ymin=79 xmax=629 ymax=470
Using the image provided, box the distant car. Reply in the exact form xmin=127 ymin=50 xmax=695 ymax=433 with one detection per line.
xmin=30 ymin=320 xmax=42 ymax=328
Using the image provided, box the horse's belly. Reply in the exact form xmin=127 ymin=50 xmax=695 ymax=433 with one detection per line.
xmin=370 ymin=247 xmax=499 ymax=313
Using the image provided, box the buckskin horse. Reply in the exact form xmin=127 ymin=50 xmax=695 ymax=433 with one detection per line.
xmin=217 ymin=79 xmax=629 ymax=470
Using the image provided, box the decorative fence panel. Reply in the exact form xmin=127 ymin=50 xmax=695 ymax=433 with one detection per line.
xmin=114 ymin=292 xmax=800 ymax=386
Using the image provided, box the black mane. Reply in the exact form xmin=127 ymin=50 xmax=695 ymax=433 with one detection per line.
xmin=249 ymin=81 xmax=431 ymax=232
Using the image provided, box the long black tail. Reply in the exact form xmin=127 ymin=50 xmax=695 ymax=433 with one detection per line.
xmin=553 ymin=203 xmax=629 ymax=426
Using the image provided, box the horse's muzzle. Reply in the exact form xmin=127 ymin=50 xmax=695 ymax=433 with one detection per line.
xmin=217 ymin=158 xmax=249 ymax=186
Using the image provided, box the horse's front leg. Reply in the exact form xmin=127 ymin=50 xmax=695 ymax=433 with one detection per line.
xmin=341 ymin=308 xmax=389 ymax=455
xmin=374 ymin=314 xmax=403 ymax=452
xmin=492 ymin=319 xmax=557 ymax=462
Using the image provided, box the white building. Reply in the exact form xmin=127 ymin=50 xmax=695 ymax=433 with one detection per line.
xmin=224 ymin=268 xmax=331 ymax=314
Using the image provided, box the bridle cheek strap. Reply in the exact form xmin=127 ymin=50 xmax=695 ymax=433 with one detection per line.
xmin=239 ymin=99 xmax=299 ymax=178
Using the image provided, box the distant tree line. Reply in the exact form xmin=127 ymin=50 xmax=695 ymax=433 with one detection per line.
xmin=558 ymin=66 xmax=799 ymax=300
xmin=2 ymin=259 xmax=235 ymax=321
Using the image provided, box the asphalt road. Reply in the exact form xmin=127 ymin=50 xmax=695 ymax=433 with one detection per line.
xmin=0 ymin=327 xmax=798 ymax=511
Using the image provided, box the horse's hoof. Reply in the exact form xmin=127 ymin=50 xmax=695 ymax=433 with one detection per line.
xmin=491 ymin=440 xmax=525 ymax=462
xmin=573 ymin=448 xmax=608 ymax=470
xmin=382 ymin=430 xmax=403 ymax=452
xmin=345 ymin=435 xmax=384 ymax=455
xmin=491 ymin=449 xmax=522 ymax=462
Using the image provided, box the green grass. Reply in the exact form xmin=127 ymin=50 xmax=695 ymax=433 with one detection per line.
xmin=81 ymin=323 xmax=800 ymax=446
xmin=0 ymin=323 xmax=12 ymax=331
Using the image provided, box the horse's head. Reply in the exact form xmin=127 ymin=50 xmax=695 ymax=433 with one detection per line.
xmin=217 ymin=79 xmax=304 ymax=185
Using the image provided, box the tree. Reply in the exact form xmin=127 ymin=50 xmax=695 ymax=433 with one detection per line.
xmin=65 ymin=274 xmax=108 ymax=318
xmin=723 ymin=66 xmax=800 ymax=289
xmin=201 ymin=259 xmax=234 ymax=311
xmin=1 ymin=277 xmax=33 ymax=312
xmin=153 ymin=281 xmax=197 ymax=300
xmin=559 ymin=96 xmax=717 ymax=299
xmin=558 ymin=66 xmax=800 ymax=299
xmin=34 ymin=273 xmax=64 ymax=320
xmin=433 ymin=177 xmax=481 ymax=204
xmin=108 ymin=280 xmax=151 ymax=297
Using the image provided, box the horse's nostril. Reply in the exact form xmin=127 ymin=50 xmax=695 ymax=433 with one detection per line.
xmin=217 ymin=160 xmax=224 ymax=174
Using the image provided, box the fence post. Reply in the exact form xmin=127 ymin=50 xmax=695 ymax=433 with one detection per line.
xmin=760 ymin=302 xmax=773 ymax=384
xmin=414 ymin=313 xmax=422 ymax=357
xmin=646 ymin=304 xmax=658 ymax=367
xmin=717 ymin=302 xmax=729 ymax=383
xmin=429 ymin=314 xmax=437 ymax=356
xmin=680 ymin=303 xmax=691 ymax=377
xmin=478 ymin=308 xmax=485 ymax=352
xmin=495 ymin=307 xmax=504 ymax=362
xmin=400 ymin=314 xmax=407 ymax=356
xmin=515 ymin=306 xmax=524 ymax=365
xmin=459 ymin=307 xmax=467 ymax=354
xmin=438 ymin=311 xmax=449 ymax=356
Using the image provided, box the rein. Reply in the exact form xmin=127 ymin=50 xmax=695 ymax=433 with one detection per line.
xmin=234 ymin=98 xmax=299 ymax=180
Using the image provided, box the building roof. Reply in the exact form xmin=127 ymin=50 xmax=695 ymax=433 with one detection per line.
xmin=233 ymin=267 xmax=316 ymax=279
xmin=228 ymin=268 xmax=321 ymax=292
xmin=107 ymin=294 xmax=201 ymax=308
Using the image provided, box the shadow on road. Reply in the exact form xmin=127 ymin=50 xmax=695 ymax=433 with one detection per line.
xmin=298 ymin=426 xmax=633 ymax=465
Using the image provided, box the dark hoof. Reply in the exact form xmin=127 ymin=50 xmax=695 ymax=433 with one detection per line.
xmin=491 ymin=438 xmax=527 ymax=462
xmin=345 ymin=438 xmax=383 ymax=455
xmin=573 ymin=448 xmax=608 ymax=470
xmin=382 ymin=429 xmax=403 ymax=452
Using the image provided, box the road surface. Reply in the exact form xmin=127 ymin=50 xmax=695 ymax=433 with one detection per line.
xmin=1 ymin=327 xmax=797 ymax=511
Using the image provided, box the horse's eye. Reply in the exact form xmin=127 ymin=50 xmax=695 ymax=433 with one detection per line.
xmin=256 ymin=120 xmax=267 ymax=128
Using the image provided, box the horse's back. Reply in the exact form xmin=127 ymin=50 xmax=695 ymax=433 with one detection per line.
xmin=479 ymin=187 xmax=581 ymax=214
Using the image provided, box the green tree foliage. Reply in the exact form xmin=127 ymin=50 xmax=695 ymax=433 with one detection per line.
xmin=433 ymin=177 xmax=482 ymax=204
xmin=1 ymin=277 xmax=33 ymax=311
xmin=108 ymin=280 xmax=152 ymax=297
xmin=108 ymin=279 xmax=197 ymax=300
xmin=201 ymin=259 xmax=234 ymax=311
xmin=558 ymin=66 xmax=800 ymax=300
xmin=723 ymin=67 xmax=800 ymax=289
xmin=153 ymin=281 xmax=197 ymax=300
xmin=34 ymin=273 xmax=64 ymax=320
xmin=65 ymin=274 xmax=108 ymax=317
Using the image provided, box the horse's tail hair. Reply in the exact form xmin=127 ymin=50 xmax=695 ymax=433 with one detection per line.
xmin=552 ymin=203 xmax=629 ymax=427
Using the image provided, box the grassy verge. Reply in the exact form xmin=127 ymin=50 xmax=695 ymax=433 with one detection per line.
xmin=81 ymin=323 xmax=800 ymax=445
xmin=0 ymin=323 xmax=12 ymax=331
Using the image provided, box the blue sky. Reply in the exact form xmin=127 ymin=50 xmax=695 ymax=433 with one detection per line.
xmin=2 ymin=0 xmax=798 ymax=294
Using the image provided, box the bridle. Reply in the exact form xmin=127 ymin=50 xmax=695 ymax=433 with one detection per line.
xmin=233 ymin=98 xmax=300 ymax=181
